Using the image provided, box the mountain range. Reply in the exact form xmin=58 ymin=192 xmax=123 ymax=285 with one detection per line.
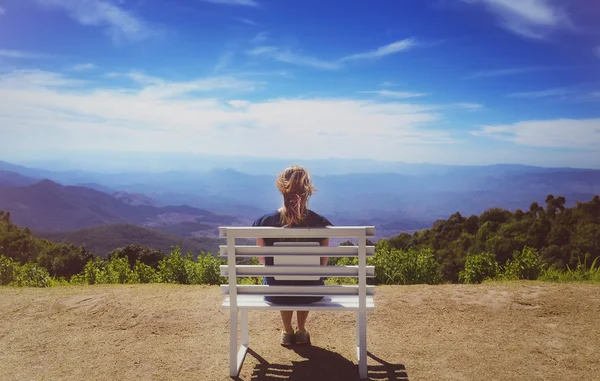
xmin=1 ymin=160 xmax=599 ymax=242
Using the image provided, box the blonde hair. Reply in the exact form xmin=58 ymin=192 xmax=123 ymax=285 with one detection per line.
xmin=276 ymin=165 xmax=317 ymax=227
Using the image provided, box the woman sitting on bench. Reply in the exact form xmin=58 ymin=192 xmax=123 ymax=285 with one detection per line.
xmin=252 ymin=165 xmax=332 ymax=347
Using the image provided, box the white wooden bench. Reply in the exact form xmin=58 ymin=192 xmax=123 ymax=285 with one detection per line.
xmin=219 ymin=226 xmax=376 ymax=379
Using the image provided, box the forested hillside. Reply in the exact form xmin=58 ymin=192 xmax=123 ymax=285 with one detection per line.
xmin=377 ymin=195 xmax=600 ymax=282
xmin=1 ymin=194 xmax=599 ymax=287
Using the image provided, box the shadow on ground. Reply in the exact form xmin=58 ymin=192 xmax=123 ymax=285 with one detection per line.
xmin=237 ymin=347 xmax=408 ymax=381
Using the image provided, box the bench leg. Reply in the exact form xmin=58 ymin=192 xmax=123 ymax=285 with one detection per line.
xmin=241 ymin=310 xmax=249 ymax=346
xmin=230 ymin=309 xmax=249 ymax=378
xmin=356 ymin=311 xmax=367 ymax=379
xmin=230 ymin=309 xmax=238 ymax=377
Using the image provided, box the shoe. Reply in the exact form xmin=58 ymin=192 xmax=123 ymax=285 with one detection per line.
xmin=280 ymin=330 xmax=294 ymax=346
xmin=295 ymin=329 xmax=310 ymax=345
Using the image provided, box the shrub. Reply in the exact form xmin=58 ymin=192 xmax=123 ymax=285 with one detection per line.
xmin=539 ymin=256 xmax=600 ymax=283
xmin=0 ymin=255 xmax=20 ymax=285
xmin=157 ymin=247 xmax=190 ymax=284
xmin=372 ymin=247 xmax=442 ymax=285
xmin=131 ymin=260 xmax=158 ymax=283
xmin=13 ymin=263 xmax=51 ymax=287
xmin=106 ymin=256 xmax=133 ymax=284
xmin=502 ymin=246 xmax=543 ymax=280
xmin=83 ymin=257 xmax=109 ymax=285
xmin=459 ymin=251 xmax=499 ymax=284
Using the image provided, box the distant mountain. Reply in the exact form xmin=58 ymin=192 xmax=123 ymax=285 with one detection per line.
xmin=0 ymin=179 xmax=238 ymax=234
xmin=76 ymin=183 xmax=115 ymax=194
xmin=1 ymin=161 xmax=599 ymax=239
xmin=113 ymin=191 xmax=156 ymax=206
xmin=36 ymin=224 xmax=220 ymax=257
xmin=0 ymin=170 xmax=39 ymax=188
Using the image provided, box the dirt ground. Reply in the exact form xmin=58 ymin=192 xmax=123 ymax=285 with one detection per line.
xmin=1 ymin=282 xmax=599 ymax=381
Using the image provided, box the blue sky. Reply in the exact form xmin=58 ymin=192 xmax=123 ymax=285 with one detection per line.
xmin=0 ymin=0 xmax=599 ymax=168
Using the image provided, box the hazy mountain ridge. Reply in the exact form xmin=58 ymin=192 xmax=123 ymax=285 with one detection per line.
xmin=1 ymin=160 xmax=599 ymax=240
xmin=0 ymin=179 xmax=239 ymax=235
xmin=35 ymin=224 xmax=219 ymax=258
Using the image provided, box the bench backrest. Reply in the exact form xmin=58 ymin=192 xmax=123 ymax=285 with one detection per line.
xmin=219 ymin=226 xmax=376 ymax=307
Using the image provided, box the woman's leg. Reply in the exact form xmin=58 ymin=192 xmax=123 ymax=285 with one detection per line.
xmin=280 ymin=311 xmax=294 ymax=333
xmin=296 ymin=311 xmax=309 ymax=331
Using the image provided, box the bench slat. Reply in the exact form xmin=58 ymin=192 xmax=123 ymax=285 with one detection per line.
xmin=220 ymin=265 xmax=375 ymax=277
xmin=222 ymin=295 xmax=375 ymax=311
xmin=219 ymin=226 xmax=376 ymax=238
xmin=221 ymin=284 xmax=375 ymax=296
xmin=219 ymin=245 xmax=375 ymax=257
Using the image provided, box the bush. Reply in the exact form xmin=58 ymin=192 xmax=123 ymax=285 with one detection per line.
xmin=459 ymin=251 xmax=499 ymax=284
xmin=131 ymin=260 xmax=158 ymax=283
xmin=106 ymin=256 xmax=133 ymax=284
xmin=157 ymin=247 xmax=191 ymax=284
xmin=83 ymin=257 xmax=109 ymax=285
xmin=0 ymin=255 xmax=20 ymax=285
xmin=502 ymin=246 xmax=543 ymax=280
xmin=13 ymin=263 xmax=51 ymax=287
xmin=539 ymin=256 xmax=600 ymax=283
xmin=372 ymin=247 xmax=442 ymax=285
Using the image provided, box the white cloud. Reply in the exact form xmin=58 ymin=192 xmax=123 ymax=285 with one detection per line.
xmin=247 ymin=38 xmax=416 ymax=70
xmin=468 ymin=66 xmax=556 ymax=78
xmin=0 ymin=6 xmax=5 ymax=15
xmin=0 ymin=70 xmax=90 ymax=87
xmin=0 ymin=49 xmax=51 ymax=59
xmin=462 ymin=0 xmax=572 ymax=40
xmin=251 ymin=31 xmax=268 ymax=44
xmin=359 ymin=90 xmax=427 ymax=98
xmin=590 ymin=91 xmax=600 ymax=98
xmin=37 ymin=0 xmax=156 ymax=43
xmin=341 ymin=38 xmax=416 ymax=61
xmin=0 ymin=69 xmax=456 ymax=162
xmin=71 ymin=63 xmax=97 ymax=71
xmin=594 ymin=46 xmax=600 ymax=59
xmin=507 ymin=88 xmax=569 ymax=98
xmin=380 ymin=81 xmax=397 ymax=87
xmin=453 ymin=103 xmax=483 ymax=110
xmin=236 ymin=18 xmax=258 ymax=26
xmin=199 ymin=0 xmax=258 ymax=6
xmin=214 ymin=51 xmax=234 ymax=72
xmin=247 ymin=46 xmax=340 ymax=70
xmin=471 ymin=118 xmax=600 ymax=149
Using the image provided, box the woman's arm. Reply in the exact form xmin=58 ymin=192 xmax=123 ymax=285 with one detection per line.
xmin=257 ymin=238 xmax=266 ymax=265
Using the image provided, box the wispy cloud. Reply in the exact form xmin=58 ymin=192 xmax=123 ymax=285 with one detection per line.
xmin=590 ymin=92 xmax=600 ymax=98
xmin=0 ymin=69 xmax=457 ymax=161
xmin=507 ymin=88 xmax=569 ymax=98
xmin=341 ymin=38 xmax=416 ymax=61
xmin=462 ymin=0 xmax=573 ymax=40
xmin=0 ymin=70 xmax=90 ymax=88
xmin=37 ymin=0 xmax=157 ymax=43
xmin=198 ymin=0 xmax=258 ymax=7
xmin=106 ymin=70 xmax=257 ymax=98
xmin=471 ymin=118 xmax=600 ymax=149
xmin=453 ymin=103 xmax=483 ymax=111
xmin=359 ymin=90 xmax=427 ymax=98
xmin=236 ymin=18 xmax=258 ymax=26
xmin=247 ymin=46 xmax=340 ymax=70
xmin=594 ymin=46 xmax=600 ymax=59
xmin=0 ymin=49 xmax=51 ymax=59
xmin=71 ymin=63 xmax=97 ymax=71
xmin=0 ymin=6 xmax=5 ymax=16
xmin=468 ymin=66 xmax=566 ymax=79
xmin=251 ymin=32 xmax=268 ymax=44
xmin=214 ymin=51 xmax=234 ymax=72
xmin=380 ymin=81 xmax=397 ymax=87
xmin=248 ymin=38 xmax=417 ymax=70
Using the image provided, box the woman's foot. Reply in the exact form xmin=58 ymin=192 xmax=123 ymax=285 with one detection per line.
xmin=280 ymin=330 xmax=295 ymax=346
xmin=295 ymin=329 xmax=310 ymax=345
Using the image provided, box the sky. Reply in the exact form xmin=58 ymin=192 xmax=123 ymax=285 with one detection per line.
xmin=0 ymin=0 xmax=599 ymax=169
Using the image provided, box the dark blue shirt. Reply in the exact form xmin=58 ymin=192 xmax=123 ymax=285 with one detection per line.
xmin=252 ymin=209 xmax=333 ymax=265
